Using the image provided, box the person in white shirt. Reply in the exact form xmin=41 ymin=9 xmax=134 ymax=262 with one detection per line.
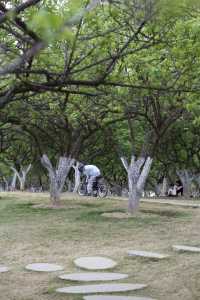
xmin=168 ymin=183 xmax=177 ymax=197
xmin=79 ymin=164 xmax=101 ymax=196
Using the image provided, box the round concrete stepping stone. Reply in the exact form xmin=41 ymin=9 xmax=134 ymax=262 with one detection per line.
xmin=84 ymin=296 xmax=156 ymax=300
xmin=173 ymin=245 xmax=200 ymax=252
xmin=59 ymin=272 xmax=128 ymax=281
xmin=128 ymin=250 xmax=169 ymax=259
xmin=25 ymin=263 xmax=64 ymax=272
xmin=56 ymin=283 xmax=147 ymax=294
xmin=74 ymin=257 xmax=117 ymax=270
xmin=0 ymin=265 xmax=9 ymax=273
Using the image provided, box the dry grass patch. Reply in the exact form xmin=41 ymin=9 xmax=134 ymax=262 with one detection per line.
xmin=0 ymin=192 xmax=200 ymax=300
xmin=102 ymin=212 xmax=132 ymax=219
xmin=32 ymin=203 xmax=83 ymax=210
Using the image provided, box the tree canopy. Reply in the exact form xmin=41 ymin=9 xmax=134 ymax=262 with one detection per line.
xmin=0 ymin=0 xmax=200 ymax=203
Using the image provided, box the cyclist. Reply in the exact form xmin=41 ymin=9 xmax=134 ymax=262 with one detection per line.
xmin=78 ymin=163 xmax=101 ymax=196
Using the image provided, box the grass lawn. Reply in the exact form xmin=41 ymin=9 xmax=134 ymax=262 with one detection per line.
xmin=0 ymin=191 xmax=200 ymax=300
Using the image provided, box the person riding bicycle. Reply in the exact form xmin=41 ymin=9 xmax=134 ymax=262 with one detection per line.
xmin=78 ymin=163 xmax=101 ymax=196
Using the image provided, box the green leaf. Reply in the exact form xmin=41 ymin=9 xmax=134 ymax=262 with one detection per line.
xmin=28 ymin=9 xmax=63 ymax=41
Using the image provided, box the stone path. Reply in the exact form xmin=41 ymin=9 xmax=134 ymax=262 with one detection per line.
xmin=128 ymin=250 xmax=169 ymax=259
xmin=25 ymin=263 xmax=64 ymax=272
xmin=0 ymin=265 xmax=9 ymax=273
xmin=83 ymin=296 xmax=156 ymax=300
xmin=74 ymin=256 xmax=117 ymax=270
xmin=173 ymin=245 xmax=200 ymax=252
xmin=59 ymin=272 xmax=128 ymax=281
xmin=56 ymin=283 xmax=147 ymax=294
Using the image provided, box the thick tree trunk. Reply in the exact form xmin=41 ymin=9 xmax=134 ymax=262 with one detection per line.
xmin=194 ymin=174 xmax=200 ymax=197
xmin=49 ymin=175 xmax=60 ymax=205
xmin=121 ymin=155 xmax=153 ymax=214
xmin=73 ymin=161 xmax=81 ymax=193
xmin=19 ymin=177 xmax=25 ymax=191
xmin=128 ymin=182 xmax=140 ymax=212
xmin=11 ymin=164 xmax=31 ymax=191
xmin=177 ymin=170 xmax=193 ymax=198
xmin=10 ymin=172 xmax=17 ymax=191
xmin=160 ymin=176 xmax=168 ymax=197
xmin=41 ymin=154 xmax=75 ymax=205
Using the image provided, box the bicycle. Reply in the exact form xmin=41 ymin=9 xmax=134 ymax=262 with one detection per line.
xmin=78 ymin=176 xmax=108 ymax=198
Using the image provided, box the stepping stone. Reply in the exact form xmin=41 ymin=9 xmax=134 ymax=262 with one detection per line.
xmin=84 ymin=296 xmax=156 ymax=300
xmin=56 ymin=283 xmax=147 ymax=294
xmin=0 ymin=265 xmax=9 ymax=273
xmin=74 ymin=257 xmax=117 ymax=270
xmin=173 ymin=245 xmax=200 ymax=252
xmin=128 ymin=250 xmax=169 ymax=259
xmin=59 ymin=272 xmax=128 ymax=281
xmin=25 ymin=263 xmax=64 ymax=272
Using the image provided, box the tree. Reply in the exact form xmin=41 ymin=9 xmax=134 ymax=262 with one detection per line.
xmin=1 ymin=0 xmax=200 ymax=209
xmin=41 ymin=154 xmax=74 ymax=204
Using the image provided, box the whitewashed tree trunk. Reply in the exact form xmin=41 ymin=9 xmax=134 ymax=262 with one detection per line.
xmin=11 ymin=164 xmax=31 ymax=191
xmin=177 ymin=170 xmax=193 ymax=197
xmin=41 ymin=154 xmax=75 ymax=205
xmin=19 ymin=171 xmax=26 ymax=191
xmin=121 ymin=155 xmax=153 ymax=213
xmin=73 ymin=161 xmax=81 ymax=193
xmin=10 ymin=172 xmax=17 ymax=191
xmin=160 ymin=176 xmax=168 ymax=197
xmin=194 ymin=174 xmax=200 ymax=197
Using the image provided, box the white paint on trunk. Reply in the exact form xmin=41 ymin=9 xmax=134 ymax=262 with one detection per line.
xmin=11 ymin=164 xmax=31 ymax=191
xmin=10 ymin=172 xmax=17 ymax=191
xmin=121 ymin=155 xmax=153 ymax=214
xmin=73 ymin=161 xmax=81 ymax=193
xmin=41 ymin=154 xmax=75 ymax=204
xmin=160 ymin=176 xmax=168 ymax=197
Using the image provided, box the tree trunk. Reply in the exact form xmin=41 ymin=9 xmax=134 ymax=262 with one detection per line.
xmin=128 ymin=182 xmax=140 ymax=212
xmin=121 ymin=155 xmax=153 ymax=214
xmin=177 ymin=170 xmax=193 ymax=198
xmin=73 ymin=161 xmax=81 ymax=193
xmin=11 ymin=164 xmax=31 ymax=191
xmin=194 ymin=174 xmax=200 ymax=197
xmin=49 ymin=175 xmax=60 ymax=205
xmin=160 ymin=176 xmax=168 ymax=197
xmin=19 ymin=177 xmax=25 ymax=191
xmin=3 ymin=176 xmax=8 ymax=191
xmin=10 ymin=172 xmax=17 ymax=191
xmin=41 ymin=154 xmax=75 ymax=205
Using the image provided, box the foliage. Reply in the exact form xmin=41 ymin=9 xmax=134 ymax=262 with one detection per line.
xmin=0 ymin=0 xmax=200 ymax=189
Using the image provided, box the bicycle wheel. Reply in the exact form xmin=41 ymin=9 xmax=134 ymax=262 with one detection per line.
xmin=78 ymin=182 xmax=87 ymax=196
xmin=97 ymin=181 xmax=108 ymax=198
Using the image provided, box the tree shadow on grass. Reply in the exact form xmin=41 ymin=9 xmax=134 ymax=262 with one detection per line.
xmin=77 ymin=201 xmax=104 ymax=208
xmin=140 ymin=208 xmax=190 ymax=218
